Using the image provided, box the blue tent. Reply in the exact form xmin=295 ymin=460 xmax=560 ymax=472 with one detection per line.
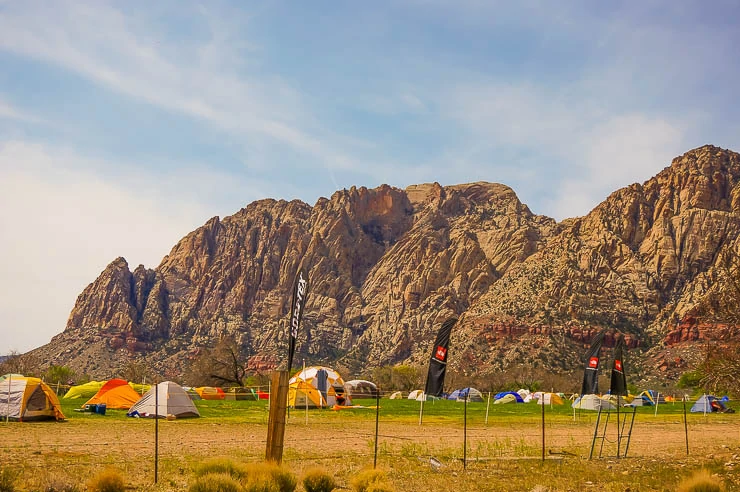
xmin=493 ymin=391 xmax=524 ymax=403
xmin=447 ymin=388 xmax=484 ymax=402
xmin=691 ymin=395 xmax=724 ymax=413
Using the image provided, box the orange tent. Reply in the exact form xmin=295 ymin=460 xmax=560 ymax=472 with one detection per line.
xmin=84 ymin=379 xmax=143 ymax=410
xmin=195 ymin=386 xmax=226 ymax=400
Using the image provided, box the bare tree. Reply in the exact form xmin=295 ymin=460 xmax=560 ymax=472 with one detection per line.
xmin=185 ymin=337 xmax=248 ymax=387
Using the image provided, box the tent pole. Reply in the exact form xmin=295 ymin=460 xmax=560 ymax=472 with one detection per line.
xmin=463 ymin=395 xmax=467 ymax=470
xmin=541 ymin=398 xmax=545 ymax=462
xmin=154 ymin=381 xmax=159 ymax=484
xmin=683 ymin=396 xmax=689 ymax=455
xmin=616 ymin=398 xmax=621 ymax=459
xmin=5 ymin=374 xmax=11 ymax=423
xmin=485 ymin=392 xmax=491 ymax=425
xmin=654 ymin=391 xmax=660 ymax=417
xmin=373 ymin=387 xmax=380 ymax=469
xmin=304 ymin=360 xmax=308 ymax=426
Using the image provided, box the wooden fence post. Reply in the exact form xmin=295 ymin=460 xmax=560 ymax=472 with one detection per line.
xmin=265 ymin=371 xmax=289 ymax=463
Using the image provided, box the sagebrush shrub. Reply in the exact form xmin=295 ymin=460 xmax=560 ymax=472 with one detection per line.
xmin=302 ymin=468 xmax=337 ymax=492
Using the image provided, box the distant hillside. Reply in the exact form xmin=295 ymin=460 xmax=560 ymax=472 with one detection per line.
xmin=27 ymin=145 xmax=740 ymax=387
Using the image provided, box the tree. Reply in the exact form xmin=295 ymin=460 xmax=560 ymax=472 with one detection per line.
xmin=185 ymin=337 xmax=248 ymax=387
xmin=43 ymin=365 xmax=77 ymax=386
xmin=0 ymin=351 xmax=35 ymax=377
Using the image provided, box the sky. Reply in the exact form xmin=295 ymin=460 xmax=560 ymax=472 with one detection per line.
xmin=1 ymin=1 xmax=739 ymax=355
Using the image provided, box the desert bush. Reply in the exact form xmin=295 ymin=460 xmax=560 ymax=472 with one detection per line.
xmin=189 ymin=473 xmax=244 ymax=492
xmin=194 ymin=458 xmax=247 ymax=480
xmin=242 ymin=462 xmax=296 ymax=492
xmin=302 ymin=468 xmax=336 ymax=492
xmin=350 ymin=469 xmax=395 ymax=492
xmin=86 ymin=468 xmax=126 ymax=492
xmin=677 ymin=469 xmax=724 ymax=492
xmin=0 ymin=468 xmax=18 ymax=492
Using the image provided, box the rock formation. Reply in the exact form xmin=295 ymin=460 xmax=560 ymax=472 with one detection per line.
xmin=27 ymin=145 xmax=740 ymax=384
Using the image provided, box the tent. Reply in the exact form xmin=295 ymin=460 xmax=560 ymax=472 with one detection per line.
xmin=128 ymin=381 xmax=200 ymax=418
xmin=63 ymin=381 xmax=105 ymax=400
xmin=494 ymin=394 xmax=520 ymax=405
xmin=225 ymin=387 xmax=258 ymax=400
xmin=494 ymin=391 xmax=524 ymax=403
xmin=447 ymin=387 xmax=484 ymax=402
xmin=0 ymin=376 xmax=65 ymax=421
xmin=691 ymin=395 xmax=734 ymax=413
xmin=344 ymin=380 xmax=379 ymax=399
xmin=571 ymin=395 xmax=616 ymax=411
xmin=536 ymin=393 xmax=564 ymax=405
xmin=289 ymin=366 xmax=347 ymax=408
xmin=389 ymin=391 xmax=403 ymax=399
xmin=288 ymin=380 xmax=326 ymax=408
xmin=408 ymin=389 xmax=426 ymax=401
xmin=84 ymin=379 xmax=142 ymax=410
xmin=195 ymin=386 xmax=226 ymax=400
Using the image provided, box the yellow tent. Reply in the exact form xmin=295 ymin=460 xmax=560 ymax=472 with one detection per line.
xmin=288 ymin=380 xmax=327 ymax=408
xmin=537 ymin=393 xmax=564 ymax=405
xmin=84 ymin=379 xmax=142 ymax=410
xmin=0 ymin=376 xmax=65 ymax=421
xmin=63 ymin=381 xmax=105 ymax=400
xmin=288 ymin=366 xmax=345 ymax=408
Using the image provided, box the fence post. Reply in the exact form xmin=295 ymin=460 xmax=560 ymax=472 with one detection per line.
xmin=265 ymin=371 xmax=289 ymax=463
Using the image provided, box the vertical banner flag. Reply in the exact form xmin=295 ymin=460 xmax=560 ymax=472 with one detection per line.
xmin=424 ymin=318 xmax=458 ymax=397
xmin=287 ymin=267 xmax=309 ymax=374
xmin=581 ymin=329 xmax=606 ymax=395
xmin=610 ymin=336 xmax=628 ymax=396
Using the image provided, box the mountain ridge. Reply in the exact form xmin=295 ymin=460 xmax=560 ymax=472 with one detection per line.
xmin=27 ymin=144 xmax=740 ymax=386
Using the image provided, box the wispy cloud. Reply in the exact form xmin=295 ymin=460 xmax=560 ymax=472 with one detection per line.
xmin=0 ymin=1 xmax=363 ymax=173
xmin=0 ymin=139 xmax=277 ymax=353
xmin=0 ymin=98 xmax=44 ymax=124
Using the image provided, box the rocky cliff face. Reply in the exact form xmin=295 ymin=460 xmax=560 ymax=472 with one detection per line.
xmin=28 ymin=145 xmax=740 ymax=383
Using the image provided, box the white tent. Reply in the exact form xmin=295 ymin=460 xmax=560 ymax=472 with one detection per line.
xmin=128 ymin=381 xmax=200 ymax=418
xmin=571 ymin=394 xmax=616 ymax=411
xmin=389 ymin=391 xmax=403 ymax=399
xmin=408 ymin=389 xmax=426 ymax=401
xmin=0 ymin=376 xmax=65 ymax=421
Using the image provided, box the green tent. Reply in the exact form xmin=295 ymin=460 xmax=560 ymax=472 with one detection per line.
xmin=63 ymin=381 xmax=105 ymax=400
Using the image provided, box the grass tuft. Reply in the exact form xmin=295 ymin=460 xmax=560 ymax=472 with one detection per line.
xmin=350 ymin=469 xmax=395 ymax=492
xmin=242 ymin=462 xmax=296 ymax=492
xmin=0 ymin=468 xmax=18 ymax=492
xmin=86 ymin=468 xmax=126 ymax=492
xmin=194 ymin=458 xmax=247 ymax=480
xmin=302 ymin=468 xmax=337 ymax=492
xmin=676 ymin=469 xmax=724 ymax=492
xmin=189 ymin=473 xmax=244 ymax=492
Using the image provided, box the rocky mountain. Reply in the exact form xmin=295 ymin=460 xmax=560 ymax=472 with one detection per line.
xmin=27 ymin=145 xmax=740 ymax=385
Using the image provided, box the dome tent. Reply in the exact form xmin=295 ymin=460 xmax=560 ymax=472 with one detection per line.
xmin=0 ymin=376 xmax=65 ymax=421
xmin=289 ymin=366 xmax=348 ymax=408
xmin=128 ymin=381 xmax=200 ymax=418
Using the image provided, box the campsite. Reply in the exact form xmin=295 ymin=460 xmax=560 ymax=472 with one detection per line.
xmin=1 ymin=390 xmax=739 ymax=491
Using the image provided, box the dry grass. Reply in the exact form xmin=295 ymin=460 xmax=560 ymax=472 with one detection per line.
xmin=676 ymin=469 xmax=725 ymax=492
xmin=0 ymin=398 xmax=738 ymax=491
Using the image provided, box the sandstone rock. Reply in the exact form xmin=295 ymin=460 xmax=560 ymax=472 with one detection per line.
xmin=26 ymin=145 xmax=740 ymax=382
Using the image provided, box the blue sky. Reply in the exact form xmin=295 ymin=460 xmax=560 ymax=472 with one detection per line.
xmin=1 ymin=1 xmax=739 ymax=355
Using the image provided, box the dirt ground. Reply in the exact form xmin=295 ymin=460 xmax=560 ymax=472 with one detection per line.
xmin=2 ymin=412 xmax=740 ymax=491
